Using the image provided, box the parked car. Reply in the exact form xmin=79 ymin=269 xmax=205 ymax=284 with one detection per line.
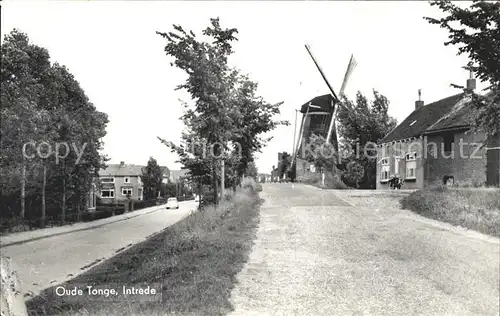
xmin=166 ymin=197 xmax=179 ymax=209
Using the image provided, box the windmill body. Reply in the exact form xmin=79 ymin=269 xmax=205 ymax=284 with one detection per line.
xmin=290 ymin=44 xmax=357 ymax=183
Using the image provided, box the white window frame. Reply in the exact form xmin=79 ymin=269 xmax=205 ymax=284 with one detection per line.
xmin=406 ymin=160 xmax=417 ymax=180
xmin=124 ymin=177 xmax=130 ymax=184
xmin=405 ymin=152 xmax=417 ymax=161
xmin=100 ymin=189 xmax=114 ymax=198
xmin=380 ymin=157 xmax=390 ymax=166
xmin=100 ymin=177 xmax=115 ymax=183
xmin=379 ymin=157 xmax=390 ymax=182
xmin=122 ymin=188 xmax=133 ymax=196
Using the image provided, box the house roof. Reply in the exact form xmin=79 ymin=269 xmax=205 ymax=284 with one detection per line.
xmin=379 ymin=93 xmax=465 ymax=143
xmin=99 ymin=164 xmax=170 ymax=177
xmin=300 ymin=94 xmax=336 ymax=114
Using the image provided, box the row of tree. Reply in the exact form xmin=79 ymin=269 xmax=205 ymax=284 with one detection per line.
xmin=1 ymin=30 xmax=109 ymax=227
xmin=156 ymin=18 xmax=288 ymax=203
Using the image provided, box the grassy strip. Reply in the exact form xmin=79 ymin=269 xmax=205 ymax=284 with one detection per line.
xmin=27 ymin=185 xmax=261 ymax=316
xmin=401 ymin=186 xmax=500 ymax=237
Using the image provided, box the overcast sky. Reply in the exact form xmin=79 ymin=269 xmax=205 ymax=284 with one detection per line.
xmin=2 ymin=1 xmax=485 ymax=174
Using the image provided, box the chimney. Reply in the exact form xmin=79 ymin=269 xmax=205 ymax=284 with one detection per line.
xmin=120 ymin=161 xmax=125 ymax=166
xmin=466 ymin=68 xmax=476 ymax=91
xmin=415 ymin=89 xmax=424 ymax=110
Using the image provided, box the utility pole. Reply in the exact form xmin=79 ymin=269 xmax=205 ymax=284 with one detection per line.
xmin=292 ymin=109 xmax=299 ymax=158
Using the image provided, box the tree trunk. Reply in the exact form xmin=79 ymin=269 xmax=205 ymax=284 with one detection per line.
xmin=198 ymin=177 xmax=202 ymax=210
xmin=213 ymin=159 xmax=218 ymax=206
xmin=20 ymin=162 xmax=26 ymax=220
xmin=41 ymin=162 xmax=46 ymax=228
xmin=221 ymin=159 xmax=225 ymax=201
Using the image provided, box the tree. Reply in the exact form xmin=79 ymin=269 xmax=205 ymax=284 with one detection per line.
xmin=344 ymin=161 xmax=365 ymax=188
xmin=425 ymin=0 xmax=500 ymax=142
xmin=157 ymin=18 xmax=287 ymax=202
xmin=157 ymin=19 xmax=240 ymax=204
xmin=304 ymin=134 xmax=338 ymax=174
xmin=245 ymin=160 xmax=258 ymax=179
xmin=1 ymin=29 xmax=108 ymax=227
xmin=141 ymin=157 xmax=163 ymax=200
xmin=337 ymin=90 xmax=397 ymax=188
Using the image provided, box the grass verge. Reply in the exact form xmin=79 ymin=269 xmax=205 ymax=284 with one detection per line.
xmin=26 ymin=182 xmax=262 ymax=316
xmin=400 ymin=186 xmax=500 ymax=237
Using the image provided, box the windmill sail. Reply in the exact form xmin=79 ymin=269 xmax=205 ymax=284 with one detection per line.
xmin=304 ymin=44 xmax=339 ymax=102
xmin=326 ymin=54 xmax=357 ymax=144
xmin=339 ymin=54 xmax=357 ymax=96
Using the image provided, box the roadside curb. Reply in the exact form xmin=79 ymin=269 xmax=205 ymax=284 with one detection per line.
xmin=0 ymin=207 xmax=165 ymax=248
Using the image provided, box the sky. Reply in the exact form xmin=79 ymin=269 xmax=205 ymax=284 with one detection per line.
xmin=1 ymin=1 xmax=486 ymax=174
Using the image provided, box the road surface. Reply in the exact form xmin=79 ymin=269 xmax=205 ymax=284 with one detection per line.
xmin=229 ymin=183 xmax=500 ymax=316
xmin=0 ymin=201 xmax=197 ymax=298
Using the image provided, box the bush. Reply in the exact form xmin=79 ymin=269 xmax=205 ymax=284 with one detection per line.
xmin=241 ymin=177 xmax=258 ymax=192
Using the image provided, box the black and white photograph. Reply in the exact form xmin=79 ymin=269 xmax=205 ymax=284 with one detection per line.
xmin=0 ymin=0 xmax=499 ymax=315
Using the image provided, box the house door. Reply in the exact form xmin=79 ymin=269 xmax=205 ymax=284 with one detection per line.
xmin=138 ymin=188 xmax=143 ymax=201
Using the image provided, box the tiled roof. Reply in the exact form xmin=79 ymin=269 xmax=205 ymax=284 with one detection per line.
xmin=379 ymin=93 xmax=465 ymax=143
xmin=99 ymin=164 xmax=170 ymax=177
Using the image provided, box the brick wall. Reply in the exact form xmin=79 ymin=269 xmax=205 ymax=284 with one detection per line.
xmin=423 ymin=131 xmax=488 ymax=187
xmin=486 ymin=135 xmax=500 ymax=187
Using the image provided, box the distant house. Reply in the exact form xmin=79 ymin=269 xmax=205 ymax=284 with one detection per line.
xmin=98 ymin=161 xmax=170 ymax=203
xmin=376 ymin=75 xmax=500 ymax=189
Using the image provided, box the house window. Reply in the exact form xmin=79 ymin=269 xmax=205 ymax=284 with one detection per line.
xmin=124 ymin=177 xmax=130 ymax=184
xmin=381 ymin=165 xmax=390 ymax=181
xmin=443 ymin=134 xmax=454 ymax=153
xmin=443 ymin=176 xmax=454 ymax=186
xmin=406 ymin=161 xmax=417 ymax=179
xmin=100 ymin=177 xmax=114 ymax=183
xmin=405 ymin=152 xmax=417 ymax=161
xmin=380 ymin=157 xmax=390 ymax=181
xmin=122 ymin=188 xmax=133 ymax=196
xmin=101 ymin=189 xmax=114 ymax=198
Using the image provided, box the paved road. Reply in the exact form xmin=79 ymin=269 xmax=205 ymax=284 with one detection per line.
xmin=0 ymin=201 xmax=197 ymax=298
xmin=230 ymin=184 xmax=500 ymax=316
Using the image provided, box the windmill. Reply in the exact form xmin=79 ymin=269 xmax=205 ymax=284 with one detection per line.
xmin=304 ymin=44 xmax=357 ymax=147
xmin=290 ymin=44 xmax=357 ymax=185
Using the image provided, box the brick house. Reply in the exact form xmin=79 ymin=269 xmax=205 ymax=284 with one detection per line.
xmin=98 ymin=162 xmax=170 ymax=203
xmin=376 ymin=76 xmax=500 ymax=190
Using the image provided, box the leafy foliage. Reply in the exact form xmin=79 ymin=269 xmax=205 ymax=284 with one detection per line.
xmin=157 ymin=18 xmax=288 ymax=199
xmin=141 ymin=157 xmax=164 ymax=200
xmin=425 ymin=0 xmax=500 ymax=140
xmin=337 ymin=90 xmax=397 ymax=189
xmin=344 ymin=161 xmax=365 ymax=188
xmin=1 ymin=29 xmax=109 ymax=224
